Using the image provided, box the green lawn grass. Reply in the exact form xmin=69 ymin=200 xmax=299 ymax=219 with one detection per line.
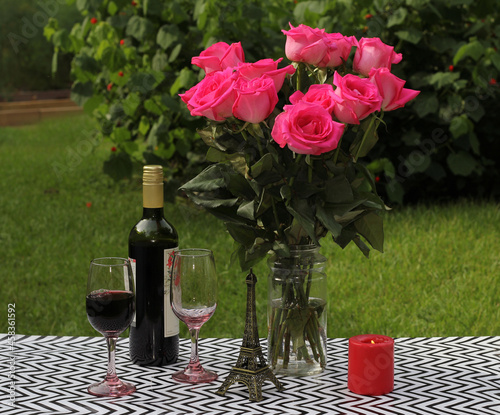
xmin=1 ymin=115 xmax=499 ymax=340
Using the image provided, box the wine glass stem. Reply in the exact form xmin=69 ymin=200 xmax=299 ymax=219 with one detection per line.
xmin=188 ymin=328 xmax=201 ymax=368
xmin=105 ymin=336 xmax=119 ymax=383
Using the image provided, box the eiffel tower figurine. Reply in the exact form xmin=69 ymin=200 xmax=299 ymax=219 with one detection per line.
xmin=216 ymin=268 xmax=284 ymax=401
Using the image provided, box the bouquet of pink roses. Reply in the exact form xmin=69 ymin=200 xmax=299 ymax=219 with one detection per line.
xmin=180 ymin=24 xmax=418 ymax=373
xmin=180 ymin=23 xmax=419 ymax=267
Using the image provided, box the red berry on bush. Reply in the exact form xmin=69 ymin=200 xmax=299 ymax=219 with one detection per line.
xmin=131 ymin=1 xmax=137 ymax=5
xmin=449 ymin=65 xmax=454 ymax=71
xmin=111 ymin=146 xmax=117 ymax=152
xmin=489 ymin=78 xmax=497 ymax=85
xmin=120 ymin=39 xmax=125 ymax=45
xmin=118 ymin=71 xmax=124 ymax=77
xmin=365 ymin=14 xmax=373 ymax=19
xmin=86 ymin=202 xmax=92 ymax=208
xmin=107 ymin=83 xmax=113 ymax=91
xmin=90 ymin=17 xmax=98 ymax=24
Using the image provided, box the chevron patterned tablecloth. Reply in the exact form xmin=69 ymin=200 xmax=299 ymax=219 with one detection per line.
xmin=1 ymin=334 xmax=499 ymax=414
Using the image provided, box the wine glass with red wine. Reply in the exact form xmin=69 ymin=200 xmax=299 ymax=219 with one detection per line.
xmin=86 ymin=257 xmax=136 ymax=397
xmin=170 ymin=249 xmax=218 ymax=383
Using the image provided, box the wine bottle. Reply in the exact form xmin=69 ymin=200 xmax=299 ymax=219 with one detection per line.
xmin=128 ymin=165 xmax=179 ymax=366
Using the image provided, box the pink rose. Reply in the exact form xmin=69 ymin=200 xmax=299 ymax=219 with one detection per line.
xmin=353 ymin=37 xmax=403 ymax=76
xmin=179 ymin=67 xmax=236 ymax=121
xmin=369 ymin=68 xmax=420 ymax=111
xmin=332 ymin=71 xmax=382 ymax=124
xmin=271 ymin=101 xmax=345 ymax=155
xmin=282 ymin=24 xmax=356 ymax=68
xmin=236 ymin=58 xmax=295 ymax=92
xmin=233 ymin=75 xmax=279 ymax=123
xmin=322 ymin=33 xmax=357 ymax=67
xmin=290 ymin=84 xmax=342 ymax=114
xmin=282 ymin=23 xmax=329 ymax=66
xmin=191 ymin=42 xmax=245 ymax=74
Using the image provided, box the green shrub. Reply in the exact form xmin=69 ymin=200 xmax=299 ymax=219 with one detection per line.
xmin=290 ymin=0 xmax=499 ymax=203
xmin=47 ymin=0 xmax=499 ymax=203
xmin=45 ymin=0 xmax=297 ymax=196
xmin=0 ymin=0 xmax=79 ymax=95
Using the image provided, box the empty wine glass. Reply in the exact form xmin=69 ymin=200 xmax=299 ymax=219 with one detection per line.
xmin=170 ymin=249 xmax=218 ymax=383
xmin=86 ymin=257 xmax=136 ymax=397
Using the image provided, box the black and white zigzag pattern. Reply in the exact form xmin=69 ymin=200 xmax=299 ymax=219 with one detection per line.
xmin=0 ymin=335 xmax=499 ymax=414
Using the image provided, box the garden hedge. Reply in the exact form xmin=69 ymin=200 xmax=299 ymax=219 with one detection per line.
xmin=46 ymin=0 xmax=499 ymax=203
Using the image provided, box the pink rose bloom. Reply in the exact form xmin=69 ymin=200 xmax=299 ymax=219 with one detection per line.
xmin=353 ymin=37 xmax=403 ymax=76
xmin=290 ymin=84 xmax=341 ymax=114
xmin=236 ymin=58 xmax=295 ymax=92
xmin=332 ymin=72 xmax=382 ymax=124
xmin=179 ymin=67 xmax=236 ymax=121
xmin=321 ymin=33 xmax=357 ymax=67
xmin=191 ymin=42 xmax=245 ymax=74
xmin=282 ymin=24 xmax=356 ymax=68
xmin=369 ymin=68 xmax=420 ymax=111
xmin=233 ymin=75 xmax=279 ymax=123
xmin=282 ymin=23 xmax=329 ymax=66
xmin=271 ymin=101 xmax=345 ymax=155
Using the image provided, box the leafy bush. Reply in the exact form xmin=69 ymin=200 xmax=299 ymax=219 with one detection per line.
xmin=45 ymin=0 xmax=298 ymax=196
xmin=0 ymin=0 xmax=79 ymax=96
xmin=48 ymin=0 xmax=499 ymax=203
xmin=291 ymin=0 xmax=499 ymax=203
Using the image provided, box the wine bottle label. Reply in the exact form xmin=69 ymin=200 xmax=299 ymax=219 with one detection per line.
xmin=164 ymin=248 xmax=180 ymax=337
xmin=129 ymin=258 xmax=137 ymax=327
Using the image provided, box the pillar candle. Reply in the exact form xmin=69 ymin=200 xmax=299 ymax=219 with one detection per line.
xmin=347 ymin=334 xmax=394 ymax=395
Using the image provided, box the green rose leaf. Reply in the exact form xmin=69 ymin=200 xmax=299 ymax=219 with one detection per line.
xmin=181 ymin=164 xmax=230 ymax=192
xmin=350 ymin=116 xmax=379 ymax=161
xmin=316 ymin=204 xmax=342 ymax=238
xmin=324 ymin=175 xmax=354 ymax=204
xmin=286 ymin=199 xmax=318 ymax=245
xmin=237 ymin=200 xmax=255 ymax=221
xmin=354 ymin=212 xmax=384 ymax=253
xmin=226 ymin=222 xmax=259 ymax=248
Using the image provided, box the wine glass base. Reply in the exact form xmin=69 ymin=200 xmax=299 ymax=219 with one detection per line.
xmin=172 ymin=368 xmax=218 ymax=384
xmin=87 ymin=379 xmax=136 ymax=397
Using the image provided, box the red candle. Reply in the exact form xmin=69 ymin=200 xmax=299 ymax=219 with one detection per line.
xmin=348 ymin=334 xmax=394 ymax=395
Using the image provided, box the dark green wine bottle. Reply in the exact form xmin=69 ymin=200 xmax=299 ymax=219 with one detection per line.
xmin=128 ymin=165 xmax=179 ymax=366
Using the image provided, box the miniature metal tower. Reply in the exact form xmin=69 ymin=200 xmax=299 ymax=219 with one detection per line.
xmin=215 ymin=269 xmax=284 ymax=401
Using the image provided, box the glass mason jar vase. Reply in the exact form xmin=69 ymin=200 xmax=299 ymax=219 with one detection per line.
xmin=267 ymin=245 xmax=327 ymax=376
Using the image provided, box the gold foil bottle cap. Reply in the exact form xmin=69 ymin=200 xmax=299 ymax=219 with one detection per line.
xmin=143 ymin=165 xmax=163 ymax=184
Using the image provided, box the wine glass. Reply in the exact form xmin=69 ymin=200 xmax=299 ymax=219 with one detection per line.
xmin=86 ymin=257 xmax=136 ymax=397
xmin=170 ymin=249 xmax=218 ymax=383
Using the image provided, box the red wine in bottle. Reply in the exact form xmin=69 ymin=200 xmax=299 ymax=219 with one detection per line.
xmin=128 ymin=165 xmax=179 ymax=366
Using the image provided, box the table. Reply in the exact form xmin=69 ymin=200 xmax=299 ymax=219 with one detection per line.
xmin=1 ymin=334 xmax=499 ymax=414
